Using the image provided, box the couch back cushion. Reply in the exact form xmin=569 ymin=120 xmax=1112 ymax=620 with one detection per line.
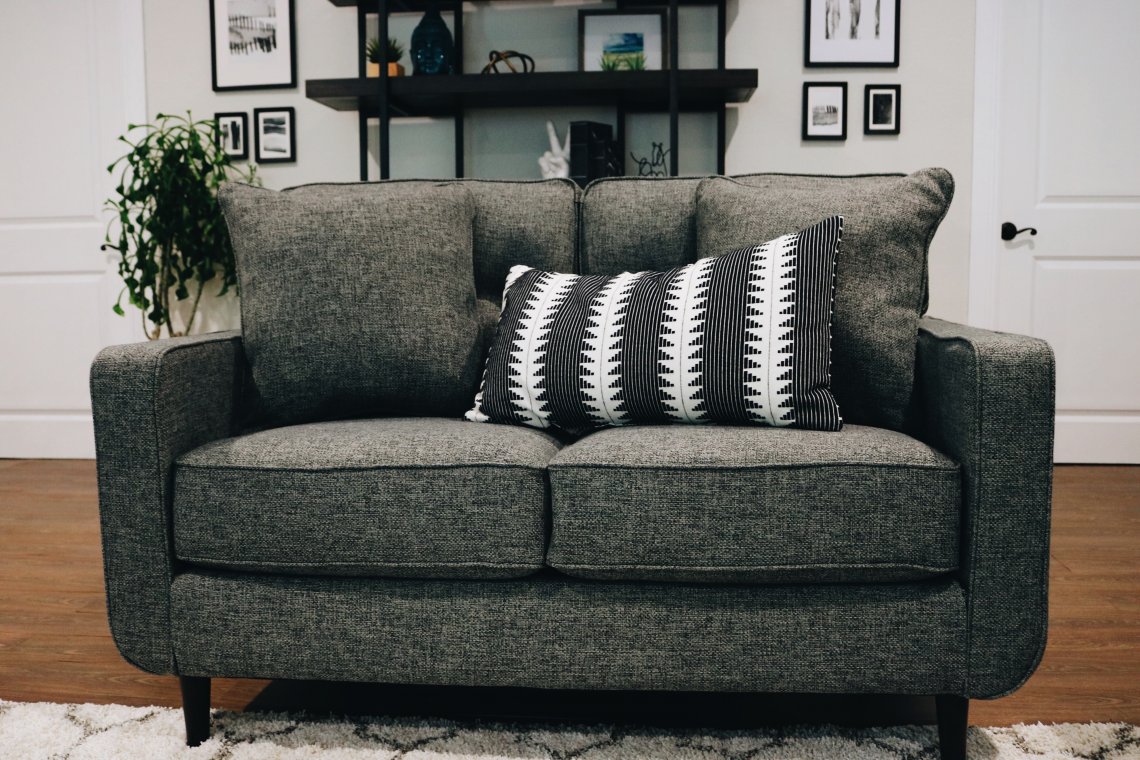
xmin=220 ymin=181 xmax=483 ymax=425
xmin=582 ymin=170 xmax=954 ymax=430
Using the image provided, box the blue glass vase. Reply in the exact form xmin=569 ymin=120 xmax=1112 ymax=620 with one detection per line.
xmin=410 ymin=7 xmax=454 ymax=75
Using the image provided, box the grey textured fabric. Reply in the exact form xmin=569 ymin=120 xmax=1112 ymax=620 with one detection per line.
xmin=580 ymin=177 xmax=705 ymax=275
xmin=916 ymin=317 xmax=1055 ymax=699
xmin=90 ymin=331 xmax=245 ymax=675
xmin=696 ymin=171 xmax=954 ymax=431
xmin=548 ymin=424 xmax=960 ymax=583
xmin=173 ymin=418 xmax=562 ymax=578
xmin=219 ymin=181 xmax=482 ymax=426
xmin=171 ymin=570 xmax=967 ymax=694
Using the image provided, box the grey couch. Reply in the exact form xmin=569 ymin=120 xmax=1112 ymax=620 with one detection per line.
xmin=91 ymin=174 xmax=1054 ymax=760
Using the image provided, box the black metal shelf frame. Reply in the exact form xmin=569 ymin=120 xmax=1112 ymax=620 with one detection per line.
xmin=333 ymin=0 xmax=735 ymax=180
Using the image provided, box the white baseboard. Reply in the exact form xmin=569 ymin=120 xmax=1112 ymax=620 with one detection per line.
xmin=0 ymin=413 xmax=95 ymax=459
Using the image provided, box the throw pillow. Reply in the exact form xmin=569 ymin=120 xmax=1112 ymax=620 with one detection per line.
xmin=467 ymin=216 xmax=844 ymax=432
xmin=696 ymin=170 xmax=954 ymax=431
xmin=220 ymin=181 xmax=481 ymax=425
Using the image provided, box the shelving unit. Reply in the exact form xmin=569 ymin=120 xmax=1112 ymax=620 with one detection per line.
xmin=306 ymin=0 xmax=756 ymax=180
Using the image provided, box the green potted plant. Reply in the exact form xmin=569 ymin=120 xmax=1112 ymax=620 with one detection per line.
xmin=103 ymin=112 xmax=258 ymax=339
xmin=367 ymin=37 xmax=405 ymax=77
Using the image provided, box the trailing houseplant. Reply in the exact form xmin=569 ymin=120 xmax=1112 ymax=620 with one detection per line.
xmin=103 ymin=112 xmax=258 ymax=339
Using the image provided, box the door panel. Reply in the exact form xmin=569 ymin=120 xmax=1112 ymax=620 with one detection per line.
xmin=993 ymin=0 xmax=1140 ymax=463
xmin=0 ymin=0 xmax=145 ymax=458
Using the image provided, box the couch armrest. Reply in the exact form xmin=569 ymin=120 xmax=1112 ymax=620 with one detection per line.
xmin=916 ymin=317 xmax=1054 ymax=698
xmin=90 ymin=330 xmax=245 ymax=674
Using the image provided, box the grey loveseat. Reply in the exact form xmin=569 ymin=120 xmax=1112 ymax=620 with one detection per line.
xmin=91 ymin=173 xmax=1054 ymax=760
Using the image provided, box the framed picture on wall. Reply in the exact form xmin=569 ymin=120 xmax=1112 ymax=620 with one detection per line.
xmin=578 ymin=10 xmax=666 ymax=72
xmin=253 ymin=107 xmax=296 ymax=163
xmin=804 ymin=0 xmax=900 ymax=67
xmin=210 ymin=0 xmax=296 ymax=91
xmin=802 ymin=82 xmax=847 ymax=141
xmin=864 ymin=84 xmax=901 ymax=134
xmin=215 ymin=112 xmax=249 ymax=160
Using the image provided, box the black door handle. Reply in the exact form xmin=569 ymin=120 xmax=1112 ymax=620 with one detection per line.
xmin=1001 ymin=222 xmax=1038 ymax=241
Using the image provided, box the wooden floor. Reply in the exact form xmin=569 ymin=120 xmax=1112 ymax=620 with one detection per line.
xmin=1 ymin=460 xmax=1137 ymax=727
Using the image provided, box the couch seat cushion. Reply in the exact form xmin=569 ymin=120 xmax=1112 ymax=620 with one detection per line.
xmin=173 ymin=418 xmax=561 ymax=579
xmin=547 ymin=424 xmax=960 ymax=583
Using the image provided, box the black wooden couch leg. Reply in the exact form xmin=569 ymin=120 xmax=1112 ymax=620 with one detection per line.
xmin=180 ymin=676 xmax=211 ymax=747
xmin=936 ymin=695 xmax=969 ymax=760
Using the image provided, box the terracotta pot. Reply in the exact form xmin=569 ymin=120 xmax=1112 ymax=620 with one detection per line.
xmin=366 ymin=62 xmax=405 ymax=77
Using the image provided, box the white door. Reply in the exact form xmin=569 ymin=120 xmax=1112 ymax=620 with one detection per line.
xmin=0 ymin=0 xmax=147 ymax=458
xmin=971 ymin=0 xmax=1140 ymax=463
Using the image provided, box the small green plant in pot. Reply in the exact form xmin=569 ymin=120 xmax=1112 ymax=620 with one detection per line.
xmin=367 ymin=37 xmax=405 ymax=76
xmin=103 ymin=112 xmax=258 ymax=339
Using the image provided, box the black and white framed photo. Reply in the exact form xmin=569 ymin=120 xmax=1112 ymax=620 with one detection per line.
xmin=804 ymin=0 xmax=900 ymax=68
xmin=864 ymin=84 xmax=901 ymax=135
xmin=578 ymin=10 xmax=666 ymax=72
xmin=210 ymin=0 xmax=296 ymax=91
xmin=215 ymin=112 xmax=249 ymax=160
xmin=802 ymin=82 xmax=847 ymax=141
xmin=253 ymin=107 xmax=296 ymax=163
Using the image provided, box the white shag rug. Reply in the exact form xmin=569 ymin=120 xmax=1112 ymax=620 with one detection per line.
xmin=0 ymin=700 xmax=1136 ymax=760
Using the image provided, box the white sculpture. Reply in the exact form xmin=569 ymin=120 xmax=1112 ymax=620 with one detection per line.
xmin=538 ymin=120 xmax=570 ymax=179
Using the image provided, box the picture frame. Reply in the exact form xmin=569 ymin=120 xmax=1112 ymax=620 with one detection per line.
xmin=864 ymin=84 xmax=901 ymax=135
xmin=210 ymin=0 xmax=296 ymax=91
xmin=804 ymin=0 xmax=900 ymax=68
xmin=802 ymin=82 xmax=847 ymax=141
xmin=578 ymin=10 xmax=667 ymax=72
xmin=214 ymin=112 xmax=250 ymax=160
xmin=253 ymin=107 xmax=296 ymax=163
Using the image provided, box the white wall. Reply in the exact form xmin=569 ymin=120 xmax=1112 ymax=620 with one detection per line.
xmin=142 ymin=0 xmax=975 ymax=321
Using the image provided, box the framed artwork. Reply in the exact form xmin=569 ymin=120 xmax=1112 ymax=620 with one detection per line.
xmin=215 ymin=112 xmax=249 ymax=160
xmin=210 ymin=0 xmax=296 ymax=91
xmin=864 ymin=84 xmax=901 ymax=134
xmin=253 ymin=107 xmax=296 ymax=163
xmin=804 ymin=0 xmax=900 ymax=68
xmin=579 ymin=10 xmax=666 ymax=72
xmin=802 ymin=82 xmax=847 ymax=141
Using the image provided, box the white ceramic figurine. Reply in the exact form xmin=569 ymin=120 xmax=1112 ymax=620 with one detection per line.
xmin=538 ymin=120 xmax=570 ymax=179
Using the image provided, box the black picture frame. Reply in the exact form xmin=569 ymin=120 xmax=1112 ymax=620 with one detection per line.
xmin=214 ymin=112 xmax=250 ymax=160
xmin=253 ymin=107 xmax=296 ymax=164
xmin=210 ymin=0 xmax=297 ymax=92
xmin=804 ymin=0 xmax=900 ymax=68
xmin=802 ymin=82 xmax=847 ymax=141
xmin=864 ymin=84 xmax=901 ymax=135
xmin=578 ymin=10 xmax=668 ymax=72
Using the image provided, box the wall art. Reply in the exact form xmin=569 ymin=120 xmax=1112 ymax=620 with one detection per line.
xmin=805 ymin=0 xmax=899 ymax=68
xmin=579 ymin=10 xmax=666 ymax=72
xmin=802 ymin=82 xmax=847 ymax=141
xmin=210 ymin=0 xmax=296 ymax=91
xmin=864 ymin=84 xmax=901 ymax=134
xmin=253 ymin=107 xmax=296 ymax=163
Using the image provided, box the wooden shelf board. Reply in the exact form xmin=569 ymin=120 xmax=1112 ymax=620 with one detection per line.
xmin=306 ymin=70 xmax=756 ymax=117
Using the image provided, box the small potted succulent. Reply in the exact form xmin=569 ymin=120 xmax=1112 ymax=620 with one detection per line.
xmin=367 ymin=37 xmax=405 ymax=77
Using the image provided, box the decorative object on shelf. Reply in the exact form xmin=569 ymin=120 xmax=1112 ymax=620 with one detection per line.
xmin=215 ymin=112 xmax=249 ymax=160
xmin=569 ymin=121 xmax=621 ymax=187
xmin=253 ymin=107 xmax=296 ymax=163
xmin=209 ymin=0 xmax=296 ymax=91
xmin=538 ymin=121 xmax=570 ymax=179
xmin=802 ymin=81 xmax=848 ymax=141
xmin=579 ymin=10 xmax=666 ymax=72
xmin=804 ymin=0 xmax=900 ymax=67
xmin=102 ymin=112 xmax=259 ymax=339
xmin=630 ymin=142 xmax=670 ymax=177
xmin=410 ymin=6 xmax=455 ymax=75
xmin=366 ymin=37 xmax=405 ymax=77
xmin=864 ymin=83 xmax=900 ymax=135
xmin=481 ymin=50 xmax=535 ymax=74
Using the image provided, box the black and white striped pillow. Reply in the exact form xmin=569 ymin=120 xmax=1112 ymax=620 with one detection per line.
xmin=466 ymin=216 xmax=843 ymax=431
